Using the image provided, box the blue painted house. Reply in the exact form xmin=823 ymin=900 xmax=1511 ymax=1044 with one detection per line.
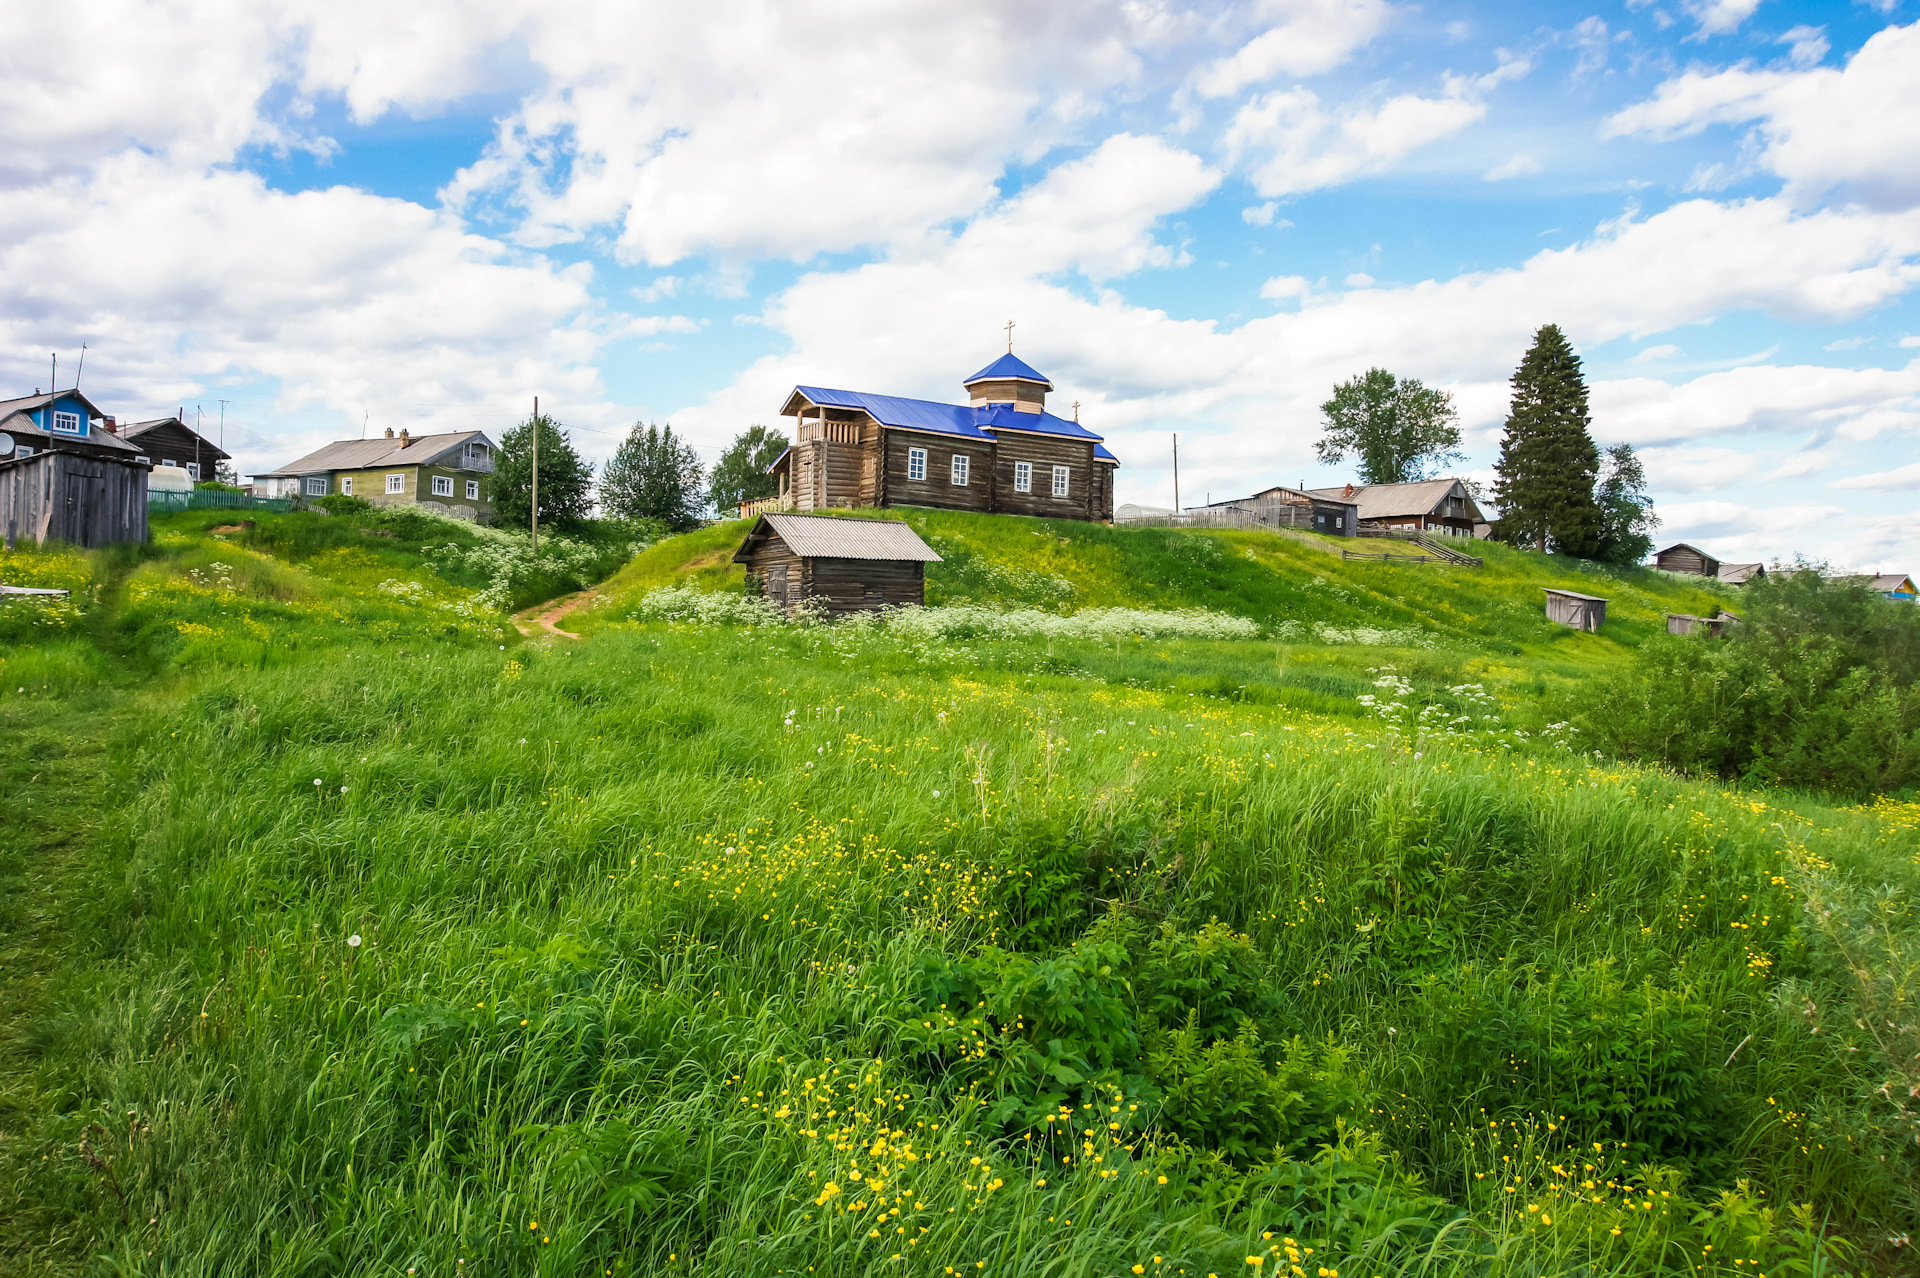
xmin=0 ymin=389 xmax=146 ymax=465
xmin=771 ymin=352 xmax=1118 ymax=521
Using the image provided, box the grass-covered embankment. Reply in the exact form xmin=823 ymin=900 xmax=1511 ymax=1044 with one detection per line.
xmin=2 ymin=599 xmax=1915 ymax=1275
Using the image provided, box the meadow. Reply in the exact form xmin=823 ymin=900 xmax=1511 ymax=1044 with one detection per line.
xmin=0 ymin=507 xmax=1913 ymax=1278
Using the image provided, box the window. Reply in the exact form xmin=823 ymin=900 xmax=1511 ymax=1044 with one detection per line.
xmin=13 ymin=446 xmax=32 ymax=459
xmin=951 ymin=454 xmax=970 ymax=485
xmin=135 ymin=455 xmax=151 ymax=465
xmin=186 ymin=462 xmax=200 ymax=480
xmin=1051 ymin=465 xmax=1070 ymax=497
xmin=907 ymin=447 xmax=927 ymax=481
xmin=161 ymin=458 xmax=178 ymax=468
xmin=340 ymin=476 xmax=353 ymax=496
xmin=466 ymin=479 xmax=480 ymax=500
xmin=1014 ymin=461 xmax=1032 ymax=492
xmin=50 ymin=411 xmax=81 ymax=434
xmin=386 ymin=473 xmax=405 ymax=494
xmin=432 ymin=475 xmax=454 ymax=496
xmin=304 ymin=477 xmax=327 ymax=496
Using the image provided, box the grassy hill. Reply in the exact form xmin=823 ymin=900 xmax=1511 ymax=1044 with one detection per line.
xmin=1 ymin=507 xmax=1914 ymax=1278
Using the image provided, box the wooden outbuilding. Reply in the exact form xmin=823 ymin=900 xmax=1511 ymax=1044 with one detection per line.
xmin=733 ymin=512 xmax=942 ymax=616
xmin=1666 ymin=611 xmax=1739 ymax=637
xmin=1653 ymin=542 xmax=1718 ymax=577
xmin=0 ymin=450 xmax=149 ymax=548
xmin=1542 ymin=588 xmax=1607 ymax=632
xmin=1195 ymin=485 xmax=1357 ymax=535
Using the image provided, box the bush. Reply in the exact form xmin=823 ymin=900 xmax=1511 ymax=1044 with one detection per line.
xmin=312 ymin=494 xmax=372 ymax=516
xmin=1578 ymin=565 xmax=1920 ymax=796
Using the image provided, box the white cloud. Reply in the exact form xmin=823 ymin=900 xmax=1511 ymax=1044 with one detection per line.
xmin=1680 ymin=0 xmax=1762 ymax=37
xmin=1633 ymin=344 xmax=1681 ymax=361
xmin=1831 ymin=460 xmax=1920 ymax=490
xmin=1593 ymin=359 xmax=1920 ymax=447
xmin=1776 ymin=25 xmax=1828 ymax=68
xmin=1606 ymin=21 xmax=1920 ymax=210
xmin=1344 ymin=272 xmax=1376 ymax=287
xmin=1259 ymin=275 xmax=1313 ymax=300
xmin=1243 ymin=202 xmax=1281 ymax=226
xmin=0 ymin=153 xmax=605 ymax=479
xmin=1639 ymin=445 xmax=1759 ymax=491
xmin=1567 ymin=16 xmax=1613 ymax=78
xmin=1483 ymin=153 xmax=1542 ymax=181
xmin=1188 ymin=0 xmax=1394 ymax=98
xmin=1224 ymin=64 xmax=1521 ymax=196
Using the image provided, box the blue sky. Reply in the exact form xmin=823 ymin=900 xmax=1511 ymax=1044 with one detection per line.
xmin=4 ymin=0 xmax=1917 ymax=569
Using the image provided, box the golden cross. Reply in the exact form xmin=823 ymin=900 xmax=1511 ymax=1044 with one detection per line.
xmin=1072 ymin=400 xmax=1081 ymax=422
xmin=1004 ymin=319 xmax=1015 ymax=353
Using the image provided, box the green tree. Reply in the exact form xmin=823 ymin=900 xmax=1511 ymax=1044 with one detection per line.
xmin=1492 ymin=324 xmax=1603 ymax=556
xmin=707 ymin=424 xmax=789 ymax=515
xmin=1593 ymin=442 xmax=1659 ymax=567
xmin=493 ymin=413 xmax=595 ymax=530
xmin=601 ymin=422 xmax=707 ymax=531
xmin=1313 ymin=368 xmax=1463 ymax=485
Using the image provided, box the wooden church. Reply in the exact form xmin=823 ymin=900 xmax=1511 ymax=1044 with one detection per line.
xmin=771 ymin=351 xmax=1117 ymax=522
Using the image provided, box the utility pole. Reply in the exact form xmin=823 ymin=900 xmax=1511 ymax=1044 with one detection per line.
xmin=531 ymin=396 xmax=539 ymax=557
xmin=74 ymin=344 xmax=86 ymax=390
xmin=1172 ymin=433 xmax=1180 ymax=517
xmin=219 ymin=400 xmax=230 ymax=474
xmin=195 ymin=405 xmax=203 ymax=482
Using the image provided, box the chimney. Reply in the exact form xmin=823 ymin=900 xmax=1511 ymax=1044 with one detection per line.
xmin=385 ymin=427 xmax=395 ymax=439
xmin=104 ymin=417 xmax=118 ymax=433
xmin=398 ymin=428 xmax=412 ymax=447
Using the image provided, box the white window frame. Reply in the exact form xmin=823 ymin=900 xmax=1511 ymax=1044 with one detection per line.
xmin=186 ymin=462 xmax=201 ymax=480
xmin=50 ymin=410 xmax=81 ymax=434
xmin=14 ymin=445 xmax=33 ymax=459
xmin=161 ymin=458 xmax=178 ymax=469
xmin=1051 ymin=465 xmax=1070 ymax=497
xmin=907 ymin=447 xmax=927 ymax=482
xmin=950 ymin=454 xmax=970 ymax=486
xmin=304 ymin=477 xmax=327 ymax=496
xmin=432 ymin=474 xmax=454 ymax=496
xmin=466 ymin=479 xmax=480 ymax=500
xmin=386 ymin=473 xmax=405 ymax=494
xmin=340 ymin=476 xmax=353 ymax=496
xmin=135 ymin=454 xmax=151 ymax=465
xmin=1014 ymin=460 xmax=1032 ymax=493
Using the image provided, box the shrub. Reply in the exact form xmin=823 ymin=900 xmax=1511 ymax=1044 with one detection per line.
xmin=312 ymin=494 xmax=372 ymax=516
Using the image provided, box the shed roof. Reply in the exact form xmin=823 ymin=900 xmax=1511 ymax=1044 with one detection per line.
xmin=1304 ymin=478 xmax=1478 ymax=522
xmin=119 ymin=416 xmax=231 ymax=459
xmin=962 ymin=353 xmax=1052 ymax=387
xmin=1716 ymin=562 xmax=1765 ymax=584
xmin=1655 ymin=542 xmax=1719 ymax=563
xmin=1542 ymin=588 xmax=1609 ymax=602
xmin=256 ymin=430 xmax=494 ymax=477
xmin=1206 ymin=485 xmax=1356 ymax=509
xmin=733 ymin=513 xmax=944 ymax=564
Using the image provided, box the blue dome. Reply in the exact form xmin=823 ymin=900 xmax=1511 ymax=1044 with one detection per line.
xmin=962 ymin=353 xmax=1052 ymax=388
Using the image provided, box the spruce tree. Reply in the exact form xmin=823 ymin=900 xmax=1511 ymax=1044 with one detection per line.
xmin=1492 ymin=324 xmax=1603 ymax=556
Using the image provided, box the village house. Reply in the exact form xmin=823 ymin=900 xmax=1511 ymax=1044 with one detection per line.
xmin=771 ymin=353 xmax=1117 ymax=522
xmin=1653 ymin=542 xmax=1766 ymax=585
xmin=116 ymin=412 xmax=230 ymax=481
xmin=1194 ymin=485 xmax=1357 ymax=535
xmin=254 ymin=428 xmax=497 ymax=520
xmin=733 ymin=512 xmax=942 ymax=615
xmin=0 ymin=389 xmax=148 ymax=467
xmin=1304 ymin=478 xmax=1483 ymax=535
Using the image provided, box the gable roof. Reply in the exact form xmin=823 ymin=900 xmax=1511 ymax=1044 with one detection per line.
xmin=119 ymin=416 xmax=231 ymax=459
xmin=784 ymin=386 xmax=1104 ymax=444
xmin=1206 ymin=485 xmax=1356 ymax=509
xmin=1717 ymin=562 xmax=1765 ymax=584
xmin=1655 ymin=542 xmax=1719 ymax=563
xmin=1543 ymin=588 xmax=1609 ymax=602
xmin=1305 ymin=478 xmax=1478 ymax=522
xmin=0 ymin=406 xmax=143 ymax=453
xmin=0 ymin=389 xmax=112 ymax=421
xmin=255 ymin=431 xmax=494 ymax=477
xmin=963 ymin=353 xmax=1052 ymax=387
xmin=733 ymin=512 xmax=944 ymax=563
xmin=1871 ymin=573 xmax=1916 ymax=594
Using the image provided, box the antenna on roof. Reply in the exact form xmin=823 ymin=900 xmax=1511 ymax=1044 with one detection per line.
xmin=1004 ymin=319 xmax=1015 ymax=353
xmin=74 ymin=344 xmax=86 ymax=390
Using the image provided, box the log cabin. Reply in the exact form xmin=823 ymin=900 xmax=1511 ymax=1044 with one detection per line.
xmin=732 ymin=512 xmax=943 ymax=616
xmin=771 ymin=353 xmax=1117 ymax=522
xmin=1196 ymin=485 xmax=1357 ymax=535
xmin=1654 ymin=543 xmax=1765 ymax=584
xmin=1304 ymin=478 xmax=1482 ymax=535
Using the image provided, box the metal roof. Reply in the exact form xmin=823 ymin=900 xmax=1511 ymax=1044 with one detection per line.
xmin=1304 ymin=478 xmax=1479 ymax=522
xmin=733 ymin=513 xmax=943 ymax=563
xmin=962 ymin=353 xmax=1052 ymax=387
xmin=787 ymin=387 xmax=1104 ymax=444
xmin=0 ymin=406 xmax=143 ymax=452
xmin=256 ymin=430 xmax=494 ymax=477
xmin=1716 ymin=562 xmax=1765 ymax=584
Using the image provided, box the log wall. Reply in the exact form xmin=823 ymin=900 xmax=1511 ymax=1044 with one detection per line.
xmin=0 ymin=451 xmax=149 ymax=548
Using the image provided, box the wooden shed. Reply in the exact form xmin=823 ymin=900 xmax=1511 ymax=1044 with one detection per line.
xmin=1654 ymin=543 xmax=1719 ymax=577
xmin=732 ymin=512 xmax=942 ymax=616
xmin=1543 ymin=588 xmax=1607 ymax=632
xmin=1666 ymin=611 xmax=1738 ymax=637
xmin=0 ymin=450 xmax=149 ymax=548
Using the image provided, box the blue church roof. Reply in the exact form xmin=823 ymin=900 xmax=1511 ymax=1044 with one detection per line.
xmin=962 ymin=353 xmax=1052 ymax=387
xmin=792 ymin=385 xmax=1105 ymax=446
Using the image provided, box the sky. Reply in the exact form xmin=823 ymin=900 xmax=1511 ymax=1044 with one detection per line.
xmin=3 ymin=0 xmax=1918 ymax=571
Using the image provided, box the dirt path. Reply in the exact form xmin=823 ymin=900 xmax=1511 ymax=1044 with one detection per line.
xmin=512 ymin=588 xmax=597 ymax=640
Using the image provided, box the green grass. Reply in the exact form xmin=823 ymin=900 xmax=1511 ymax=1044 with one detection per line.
xmin=0 ymin=517 xmax=1913 ymax=1277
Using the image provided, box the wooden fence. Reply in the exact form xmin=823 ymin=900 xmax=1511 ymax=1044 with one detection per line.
xmin=0 ymin=451 xmax=149 ymax=548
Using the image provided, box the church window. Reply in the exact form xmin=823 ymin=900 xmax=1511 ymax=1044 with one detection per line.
xmin=1014 ymin=461 xmax=1032 ymax=492
xmin=907 ymin=447 xmax=927 ymax=482
xmin=951 ymin=454 xmax=970 ymax=486
xmin=1052 ymin=465 xmax=1070 ymax=497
